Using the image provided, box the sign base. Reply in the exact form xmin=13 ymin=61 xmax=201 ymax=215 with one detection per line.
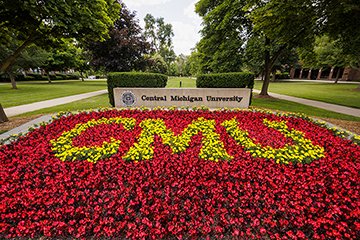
xmin=114 ymin=88 xmax=251 ymax=109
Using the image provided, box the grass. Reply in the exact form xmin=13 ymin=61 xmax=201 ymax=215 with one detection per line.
xmin=4 ymin=77 xmax=359 ymax=122
xmin=0 ymin=80 xmax=107 ymax=108
xmin=167 ymin=77 xmax=196 ymax=88
xmin=252 ymin=95 xmax=360 ymax=121
xmin=254 ymin=80 xmax=360 ymax=108
xmin=17 ymin=93 xmax=360 ymax=122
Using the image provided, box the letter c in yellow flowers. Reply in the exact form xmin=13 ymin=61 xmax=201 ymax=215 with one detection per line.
xmin=50 ymin=117 xmax=136 ymax=163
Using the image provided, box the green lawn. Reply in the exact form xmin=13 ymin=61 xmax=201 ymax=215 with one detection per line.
xmin=17 ymin=93 xmax=360 ymax=122
xmin=252 ymin=94 xmax=360 ymax=121
xmin=4 ymin=77 xmax=360 ymax=122
xmin=0 ymin=80 xmax=107 ymax=108
xmin=167 ymin=77 xmax=196 ymax=88
xmin=254 ymin=80 xmax=360 ymax=108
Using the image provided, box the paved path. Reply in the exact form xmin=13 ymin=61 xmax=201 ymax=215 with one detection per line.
xmin=255 ymin=79 xmax=360 ymax=84
xmin=253 ymin=89 xmax=360 ymax=117
xmin=4 ymin=89 xmax=107 ymax=117
xmin=1 ymin=88 xmax=359 ymax=141
xmin=0 ymin=115 xmax=53 ymax=141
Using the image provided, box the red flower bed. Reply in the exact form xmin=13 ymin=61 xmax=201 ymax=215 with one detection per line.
xmin=1 ymin=109 xmax=359 ymax=239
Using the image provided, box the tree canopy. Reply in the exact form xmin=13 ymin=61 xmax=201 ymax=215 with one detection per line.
xmin=195 ymin=0 xmax=249 ymax=73
xmin=144 ymin=14 xmax=176 ymax=68
xmin=88 ymin=3 xmax=150 ymax=72
xmin=195 ymin=0 xmax=360 ymax=95
xmin=0 ymin=0 xmax=121 ymax=73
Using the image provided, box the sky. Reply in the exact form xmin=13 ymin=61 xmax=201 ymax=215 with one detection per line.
xmin=124 ymin=0 xmax=202 ymax=56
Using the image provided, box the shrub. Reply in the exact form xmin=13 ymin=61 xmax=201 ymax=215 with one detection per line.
xmin=275 ymin=72 xmax=290 ymax=80
xmin=107 ymin=72 xmax=168 ymax=106
xmin=56 ymin=73 xmax=67 ymax=79
xmin=24 ymin=76 xmax=35 ymax=81
xmin=66 ymin=74 xmax=80 ymax=80
xmin=196 ymin=72 xmax=254 ymax=88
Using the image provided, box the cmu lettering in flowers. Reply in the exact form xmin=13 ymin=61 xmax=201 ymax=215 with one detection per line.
xmin=51 ymin=116 xmax=325 ymax=164
xmin=1 ymin=109 xmax=359 ymax=239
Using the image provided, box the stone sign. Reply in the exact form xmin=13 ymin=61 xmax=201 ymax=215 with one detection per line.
xmin=114 ymin=88 xmax=252 ymax=108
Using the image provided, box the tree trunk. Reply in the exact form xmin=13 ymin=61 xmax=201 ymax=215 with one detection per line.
xmin=316 ymin=68 xmax=322 ymax=80
xmin=328 ymin=67 xmax=334 ymax=80
xmin=307 ymin=69 xmax=312 ymax=80
xmin=80 ymin=71 xmax=85 ymax=81
xmin=0 ymin=104 xmax=9 ymax=123
xmin=271 ymin=69 xmax=276 ymax=82
xmin=334 ymin=68 xmax=341 ymax=84
xmin=290 ymin=67 xmax=295 ymax=79
xmin=0 ymin=32 xmax=37 ymax=73
xmin=8 ymin=73 xmax=17 ymax=89
xmin=260 ymin=38 xmax=271 ymax=96
xmin=45 ymin=70 xmax=52 ymax=84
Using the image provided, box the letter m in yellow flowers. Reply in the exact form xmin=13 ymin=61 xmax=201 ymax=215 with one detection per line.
xmin=123 ymin=117 xmax=233 ymax=162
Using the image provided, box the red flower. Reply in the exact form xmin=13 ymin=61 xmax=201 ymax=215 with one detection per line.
xmin=0 ymin=109 xmax=359 ymax=239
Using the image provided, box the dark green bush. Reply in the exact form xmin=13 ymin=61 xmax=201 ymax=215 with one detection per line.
xmin=107 ymin=72 xmax=168 ymax=106
xmin=275 ymin=72 xmax=290 ymax=80
xmin=24 ymin=76 xmax=35 ymax=81
xmin=0 ymin=74 xmax=26 ymax=82
xmin=196 ymin=72 xmax=254 ymax=88
xmin=0 ymin=73 xmax=80 ymax=82
xmin=66 ymin=74 xmax=80 ymax=80
xmin=56 ymin=73 xmax=67 ymax=79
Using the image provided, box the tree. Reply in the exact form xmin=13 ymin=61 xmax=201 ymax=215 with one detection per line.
xmin=0 ymin=0 xmax=121 ymax=74
xmin=0 ymin=104 xmax=8 ymax=123
xmin=244 ymin=35 xmax=265 ymax=77
xmin=0 ymin=34 xmax=49 ymax=88
xmin=144 ymin=53 xmax=168 ymax=74
xmin=187 ymin=50 xmax=202 ymax=76
xmin=173 ymin=54 xmax=191 ymax=76
xmin=88 ymin=3 xmax=150 ymax=72
xmin=299 ymin=35 xmax=360 ymax=83
xmin=314 ymin=36 xmax=346 ymax=83
xmin=74 ymin=48 xmax=92 ymax=81
xmin=195 ymin=0 xmax=360 ymax=95
xmin=195 ymin=0 xmax=248 ymax=73
xmin=42 ymin=40 xmax=81 ymax=83
xmin=321 ymin=0 xmax=360 ymax=59
xmin=144 ymin=14 xmax=176 ymax=67
xmin=245 ymin=0 xmax=317 ymax=95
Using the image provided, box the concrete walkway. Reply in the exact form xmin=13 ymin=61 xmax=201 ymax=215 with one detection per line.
xmin=255 ymin=79 xmax=360 ymax=84
xmin=253 ymin=89 xmax=360 ymax=117
xmin=4 ymin=89 xmax=107 ymax=117
xmin=1 ymin=88 xmax=359 ymax=141
xmin=0 ymin=115 xmax=53 ymax=141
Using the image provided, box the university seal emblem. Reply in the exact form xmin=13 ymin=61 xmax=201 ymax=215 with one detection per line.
xmin=121 ymin=91 xmax=136 ymax=106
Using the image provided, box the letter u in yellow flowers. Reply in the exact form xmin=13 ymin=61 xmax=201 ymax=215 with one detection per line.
xmin=50 ymin=117 xmax=136 ymax=163
xmin=222 ymin=118 xmax=325 ymax=164
xmin=123 ymin=117 xmax=233 ymax=162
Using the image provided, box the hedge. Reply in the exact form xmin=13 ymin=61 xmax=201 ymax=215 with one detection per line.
xmin=0 ymin=73 xmax=80 ymax=82
xmin=275 ymin=72 xmax=290 ymax=80
xmin=107 ymin=72 xmax=168 ymax=106
xmin=196 ymin=72 xmax=254 ymax=89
